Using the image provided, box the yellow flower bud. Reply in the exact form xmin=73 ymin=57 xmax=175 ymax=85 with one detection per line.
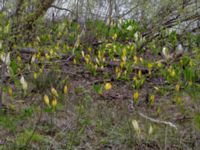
xmin=88 ymin=47 xmax=92 ymax=52
xmin=157 ymin=61 xmax=162 ymax=68
xmin=133 ymin=56 xmax=138 ymax=64
xmin=149 ymin=94 xmax=155 ymax=105
xmin=52 ymin=99 xmax=57 ymax=108
xmin=39 ymin=68 xmax=43 ymax=73
xmin=189 ymin=81 xmax=192 ymax=86
xmin=122 ymin=48 xmax=127 ymax=56
xmin=170 ymin=70 xmax=176 ymax=77
xmin=45 ymin=53 xmax=50 ymax=60
xmin=8 ymin=87 xmax=13 ymax=97
xmin=112 ymin=33 xmax=117 ymax=40
xmin=139 ymin=57 xmax=143 ymax=63
xmin=133 ymin=91 xmax=139 ymax=102
xmin=105 ymin=83 xmax=112 ymax=90
xmin=175 ymin=84 xmax=180 ymax=92
xmin=63 ymin=85 xmax=68 ymax=94
xmin=51 ymin=87 xmax=58 ymax=97
xmin=138 ymin=70 xmax=142 ymax=78
xmin=73 ymin=58 xmax=77 ymax=64
xmin=34 ymin=72 xmax=38 ymax=79
xmin=133 ymin=76 xmax=137 ymax=81
xmin=148 ymin=63 xmax=153 ymax=70
xmin=44 ymin=95 xmax=50 ymax=106
xmin=81 ymin=51 xmax=85 ymax=57
xmin=17 ymin=56 xmax=22 ymax=63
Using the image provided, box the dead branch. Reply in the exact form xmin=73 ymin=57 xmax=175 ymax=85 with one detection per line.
xmin=50 ymin=5 xmax=74 ymax=14
xmin=138 ymin=112 xmax=178 ymax=129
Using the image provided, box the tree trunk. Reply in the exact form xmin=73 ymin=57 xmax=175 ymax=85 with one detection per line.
xmin=13 ymin=0 xmax=56 ymax=43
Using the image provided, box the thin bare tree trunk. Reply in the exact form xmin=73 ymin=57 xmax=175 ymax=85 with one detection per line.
xmin=107 ymin=0 xmax=113 ymax=36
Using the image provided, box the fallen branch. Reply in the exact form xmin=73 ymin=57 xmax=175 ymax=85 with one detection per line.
xmin=138 ymin=112 xmax=178 ymax=130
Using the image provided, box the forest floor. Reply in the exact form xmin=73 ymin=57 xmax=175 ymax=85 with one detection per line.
xmin=0 ymin=55 xmax=199 ymax=150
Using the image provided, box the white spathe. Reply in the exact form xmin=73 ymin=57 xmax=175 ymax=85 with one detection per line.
xmin=20 ymin=76 xmax=28 ymax=91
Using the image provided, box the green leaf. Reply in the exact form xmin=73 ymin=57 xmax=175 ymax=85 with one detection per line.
xmin=93 ymin=84 xmax=103 ymax=95
xmin=194 ymin=113 xmax=200 ymax=131
xmin=10 ymin=60 xmax=18 ymax=75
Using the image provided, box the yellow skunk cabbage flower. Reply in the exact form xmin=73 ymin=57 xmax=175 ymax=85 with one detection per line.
xmin=170 ymin=69 xmax=176 ymax=77
xmin=34 ymin=72 xmax=38 ymax=79
xmin=139 ymin=57 xmax=143 ymax=63
xmin=148 ymin=63 xmax=153 ymax=75
xmin=51 ymin=87 xmax=58 ymax=97
xmin=157 ymin=61 xmax=162 ymax=68
xmin=73 ymin=58 xmax=77 ymax=64
xmin=44 ymin=95 xmax=50 ymax=106
xmin=115 ymin=67 xmax=121 ymax=79
xmin=112 ymin=33 xmax=117 ymax=40
xmin=122 ymin=48 xmax=127 ymax=56
xmin=17 ymin=56 xmax=22 ymax=63
xmin=188 ymin=81 xmax=192 ymax=86
xmin=63 ymin=85 xmax=68 ymax=94
xmin=81 ymin=51 xmax=85 ymax=57
xmin=149 ymin=94 xmax=155 ymax=105
xmin=31 ymin=54 xmax=36 ymax=63
xmin=85 ymin=55 xmax=90 ymax=64
xmin=88 ymin=47 xmax=92 ymax=52
xmin=52 ymin=99 xmax=57 ymax=108
xmin=175 ymin=83 xmax=180 ymax=92
xmin=138 ymin=70 xmax=142 ymax=78
xmin=45 ymin=53 xmax=50 ymax=60
xmin=133 ymin=55 xmax=138 ymax=64
xmin=8 ymin=87 xmax=13 ymax=97
xmin=105 ymin=83 xmax=112 ymax=90
xmin=133 ymin=91 xmax=139 ymax=102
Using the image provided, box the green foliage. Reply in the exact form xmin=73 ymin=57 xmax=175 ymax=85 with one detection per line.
xmin=168 ymin=31 xmax=178 ymax=47
xmin=194 ymin=113 xmax=200 ymax=131
xmin=16 ymin=129 xmax=48 ymax=146
xmin=0 ymin=115 xmax=17 ymax=132
xmin=93 ymin=84 xmax=103 ymax=95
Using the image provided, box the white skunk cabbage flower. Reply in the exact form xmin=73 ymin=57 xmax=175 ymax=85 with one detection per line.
xmin=162 ymin=46 xmax=170 ymax=59
xmin=177 ymin=44 xmax=183 ymax=52
xmin=0 ymin=52 xmax=10 ymax=65
xmin=134 ymin=32 xmax=140 ymax=41
xmin=20 ymin=76 xmax=28 ymax=91
xmin=31 ymin=54 xmax=36 ymax=63
xmin=149 ymin=125 xmax=153 ymax=135
xmin=132 ymin=120 xmax=141 ymax=136
xmin=176 ymin=43 xmax=184 ymax=56
xmin=127 ymin=25 xmax=133 ymax=31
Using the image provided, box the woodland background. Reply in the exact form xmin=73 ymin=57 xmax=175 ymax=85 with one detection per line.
xmin=0 ymin=0 xmax=199 ymax=149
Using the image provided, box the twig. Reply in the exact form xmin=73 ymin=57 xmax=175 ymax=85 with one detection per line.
xmin=138 ymin=112 xmax=177 ymax=129
xmin=50 ymin=5 xmax=74 ymax=14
